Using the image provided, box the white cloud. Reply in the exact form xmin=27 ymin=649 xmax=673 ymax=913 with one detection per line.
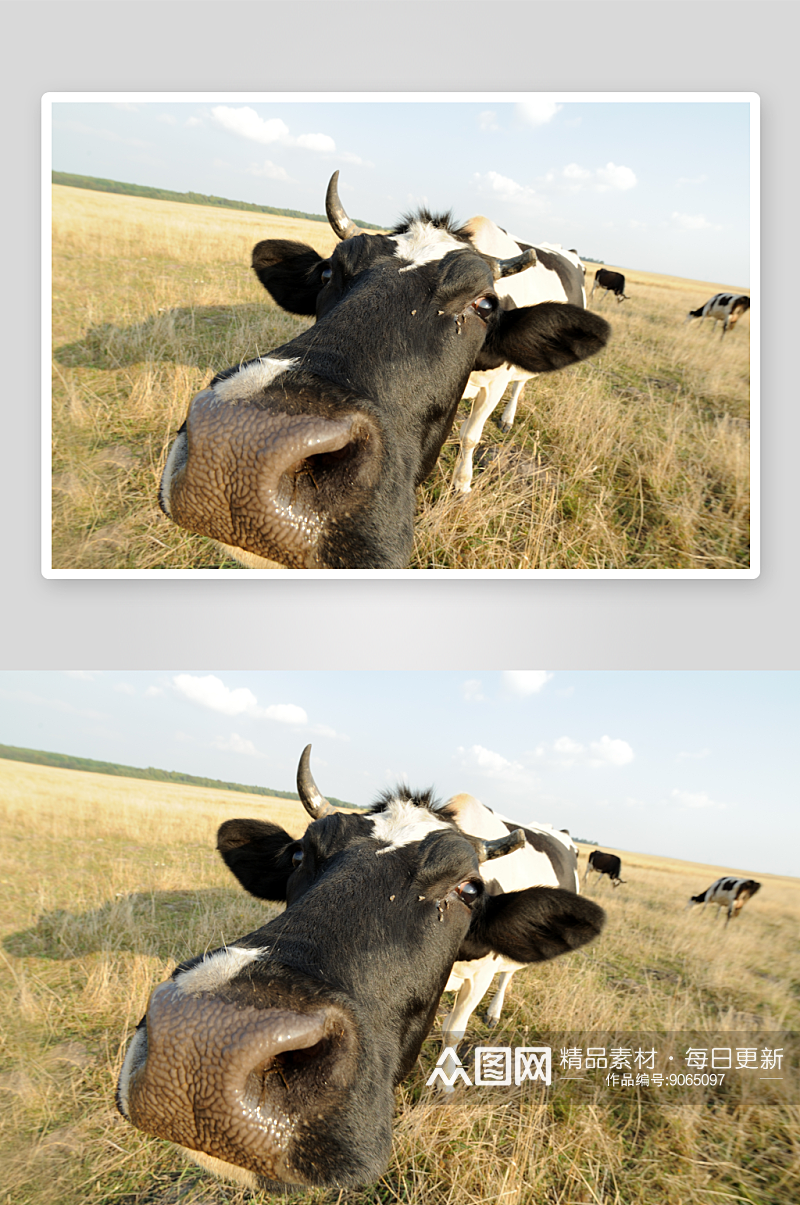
xmin=247 ymin=160 xmax=291 ymax=181
xmin=589 ymin=735 xmax=634 ymax=767
xmin=473 ymin=171 xmax=540 ymax=207
xmin=516 ymin=99 xmax=562 ymax=127
xmin=546 ymin=162 xmax=637 ymax=193
xmin=173 ymin=674 xmax=258 ymax=717
xmin=213 ymin=733 xmax=261 ymax=757
xmin=671 ymin=211 xmax=720 ymax=231
xmin=114 ymin=682 xmax=136 ymax=696
xmin=671 ymin=788 xmax=725 ymax=810
xmin=596 ymin=163 xmax=637 ymax=191
xmin=296 ymin=132 xmax=336 ymax=154
xmin=263 ymin=703 xmax=308 ymax=726
xmin=212 ymin=106 xmax=289 ymax=145
xmin=478 ymin=110 xmax=499 ymax=131
xmin=457 ymin=744 xmax=530 ymax=785
xmin=503 ymin=671 xmax=553 ymax=696
xmin=462 ymin=678 xmax=485 ymax=702
xmin=169 ymin=674 xmax=341 ymax=737
xmin=211 ymin=105 xmax=340 ymax=160
xmin=144 ymin=685 xmax=164 ymax=698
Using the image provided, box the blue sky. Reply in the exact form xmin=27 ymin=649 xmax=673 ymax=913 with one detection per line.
xmin=1 ymin=671 xmax=794 ymax=877
xmin=49 ymin=94 xmax=753 ymax=286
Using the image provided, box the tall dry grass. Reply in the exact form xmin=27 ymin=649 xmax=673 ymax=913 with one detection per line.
xmin=50 ymin=185 xmax=751 ymax=571
xmin=2 ymin=758 xmax=796 ymax=1205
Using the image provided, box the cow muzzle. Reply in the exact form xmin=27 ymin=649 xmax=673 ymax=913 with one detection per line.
xmin=118 ymin=980 xmax=357 ymax=1188
xmin=160 ymin=388 xmax=381 ymax=568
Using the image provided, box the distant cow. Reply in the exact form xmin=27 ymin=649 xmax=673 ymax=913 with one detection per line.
xmin=685 ymin=293 xmax=750 ymax=338
xmin=584 ymin=849 xmax=625 ymax=887
xmin=590 ymin=269 xmax=628 ymax=304
xmin=686 ymin=876 xmax=760 ymax=925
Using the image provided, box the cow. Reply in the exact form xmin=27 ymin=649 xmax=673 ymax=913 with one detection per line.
xmin=583 ymin=849 xmax=625 ymax=888
xmin=685 ymin=876 xmax=760 ymax=925
xmin=440 ymin=811 xmax=582 ymax=1084
xmin=117 ymin=746 xmax=605 ymax=1192
xmin=454 ymin=232 xmax=589 ymax=493
xmin=684 ymin=292 xmax=750 ymax=338
xmin=159 ymin=172 xmax=610 ymax=568
xmin=590 ymin=268 xmax=628 ymax=304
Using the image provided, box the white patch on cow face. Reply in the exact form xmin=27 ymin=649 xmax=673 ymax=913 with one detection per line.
xmin=390 ymin=222 xmax=469 ymax=273
xmin=212 ymin=356 xmax=299 ymax=405
xmin=117 ymin=1024 xmax=147 ymax=1118
xmin=182 ymin=1148 xmax=261 ymax=1191
xmin=173 ymin=945 xmax=266 ymax=996
xmin=370 ymin=799 xmax=452 ymax=854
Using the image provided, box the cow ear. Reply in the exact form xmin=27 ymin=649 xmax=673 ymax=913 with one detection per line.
xmin=475 ymin=303 xmax=610 ymax=374
xmin=252 ymin=239 xmax=326 ymax=315
xmin=473 ymin=886 xmax=605 ymax=963
xmin=216 ymin=818 xmax=298 ymax=901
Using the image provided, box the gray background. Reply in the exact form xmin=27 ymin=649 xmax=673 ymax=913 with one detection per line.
xmin=5 ymin=1 xmax=793 ymax=669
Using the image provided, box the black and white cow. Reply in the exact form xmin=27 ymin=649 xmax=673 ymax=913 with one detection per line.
xmin=590 ymin=268 xmax=628 ymax=304
xmin=684 ymin=293 xmax=750 ymax=338
xmin=437 ymin=800 xmax=583 ymax=1085
xmin=454 ymin=228 xmax=589 ymax=492
xmin=583 ymin=849 xmax=625 ymax=888
xmin=685 ymin=876 xmax=760 ymax=925
xmin=159 ymin=173 xmax=610 ymax=567
xmin=117 ymin=747 xmax=604 ymax=1192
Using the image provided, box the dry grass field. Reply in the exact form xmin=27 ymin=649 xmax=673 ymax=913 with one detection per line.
xmin=50 ymin=185 xmax=751 ymax=572
xmin=2 ymin=759 xmax=796 ymax=1205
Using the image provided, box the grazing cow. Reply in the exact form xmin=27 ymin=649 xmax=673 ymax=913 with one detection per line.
xmin=685 ymin=876 xmax=760 ymax=925
xmin=583 ymin=849 xmax=625 ymax=888
xmin=454 ymin=232 xmax=589 ymax=492
xmin=684 ymin=292 xmax=750 ymax=338
xmin=159 ymin=172 xmax=610 ymax=567
xmin=117 ymin=747 xmax=605 ymax=1192
xmin=590 ymin=268 xmax=629 ymax=304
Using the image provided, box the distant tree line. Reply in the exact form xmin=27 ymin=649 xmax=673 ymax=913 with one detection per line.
xmin=0 ymin=742 xmax=357 ymax=809
xmin=52 ymin=171 xmax=379 ymax=232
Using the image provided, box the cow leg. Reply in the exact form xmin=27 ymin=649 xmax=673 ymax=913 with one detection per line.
xmin=484 ymin=971 xmax=515 ymax=1027
xmin=438 ymin=960 xmax=499 ymax=1090
xmin=453 ymin=378 xmax=509 ymax=493
xmin=499 ymin=380 xmax=527 ymax=433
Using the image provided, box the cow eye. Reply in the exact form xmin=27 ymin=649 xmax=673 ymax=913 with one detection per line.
xmin=291 ymin=848 xmax=304 ymax=867
xmin=472 ymin=295 xmax=498 ymax=318
xmin=320 ymin=266 xmax=333 ymax=285
xmin=455 ymin=880 xmax=480 ymax=903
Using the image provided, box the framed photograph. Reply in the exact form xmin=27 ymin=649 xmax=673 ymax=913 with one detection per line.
xmin=44 ymin=93 xmax=757 ymax=577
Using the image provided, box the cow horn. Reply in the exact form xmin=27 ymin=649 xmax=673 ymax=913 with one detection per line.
xmin=493 ymin=248 xmax=537 ymax=279
xmin=475 ymin=828 xmax=526 ymax=863
xmin=326 ymin=171 xmax=362 ymax=241
xmin=297 ymin=745 xmax=335 ymax=819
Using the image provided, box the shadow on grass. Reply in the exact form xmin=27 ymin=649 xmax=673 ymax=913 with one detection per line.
xmin=3 ymin=889 xmax=254 ymax=962
xmin=53 ymin=304 xmax=279 ymax=371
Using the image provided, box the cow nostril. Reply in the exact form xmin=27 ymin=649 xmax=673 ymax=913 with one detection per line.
xmin=307 ymin=440 xmax=360 ymax=470
xmin=244 ymin=1034 xmax=342 ymax=1110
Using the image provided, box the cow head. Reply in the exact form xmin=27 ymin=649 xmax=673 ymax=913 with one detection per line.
xmin=159 ymin=173 xmax=611 ymax=569
xmin=117 ymin=746 xmax=605 ymax=1191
